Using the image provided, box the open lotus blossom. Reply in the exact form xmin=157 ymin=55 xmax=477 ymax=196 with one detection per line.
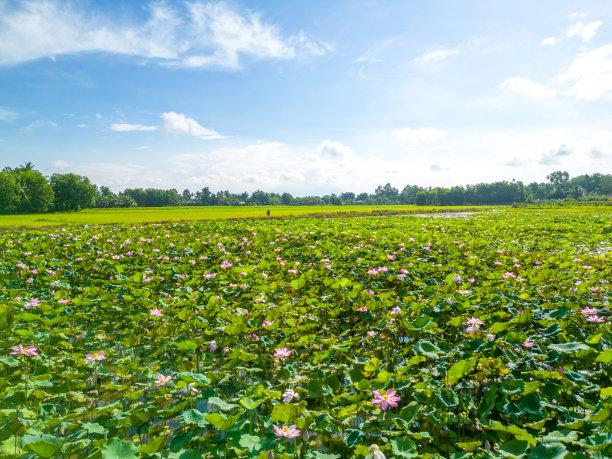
xmin=155 ymin=373 xmax=172 ymax=387
xmin=372 ymin=389 xmax=401 ymax=410
xmin=358 ymin=307 xmax=367 ymax=312
xmin=179 ymin=382 xmax=200 ymax=395
xmin=282 ymin=388 xmax=299 ymax=403
xmin=466 ymin=317 xmax=484 ymax=326
xmin=10 ymin=344 xmax=38 ymax=357
xmin=366 ymin=444 xmax=386 ymax=459
xmin=580 ymin=307 xmax=598 ymax=315
xmin=586 ymin=315 xmax=606 ymax=323
xmin=85 ymin=350 xmax=105 ymax=364
xmin=273 ymin=424 xmax=301 ymax=438
xmin=262 ymin=321 xmax=274 ymax=327
xmin=523 ymin=340 xmax=535 ymax=348
xmin=274 ymin=347 xmax=292 ymax=358
xmin=150 ymin=308 xmax=164 ymax=317
xmin=390 ymin=306 xmax=401 ymax=315
xmin=367 ymin=330 xmax=378 ymax=337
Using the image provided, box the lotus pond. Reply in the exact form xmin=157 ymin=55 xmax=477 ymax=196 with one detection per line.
xmin=0 ymin=210 xmax=610 ymax=458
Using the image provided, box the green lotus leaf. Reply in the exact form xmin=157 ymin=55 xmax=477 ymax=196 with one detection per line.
xmin=391 ymin=437 xmax=418 ymax=458
xmin=101 ymin=439 xmax=139 ymax=459
xmin=179 ymin=409 xmax=209 ymax=427
xmin=499 ymin=439 xmax=529 ymax=457
xmin=527 ymin=443 xmax=567 ymax=459
xmin=436 ymin=387 xmax=459 ymax=407
xmin=548 ymin=342 xmax=590 ymax=354
xmin=413 ymin=340 xmax=442 ymax=358
xmin=501 ymin=377 xmax=526 ymax=394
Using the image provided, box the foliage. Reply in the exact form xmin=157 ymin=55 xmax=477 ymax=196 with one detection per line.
xmin=50 ymin=173 xmax=98 ymax=211
xmin=0 ymin=210 xmax=610 ymax=457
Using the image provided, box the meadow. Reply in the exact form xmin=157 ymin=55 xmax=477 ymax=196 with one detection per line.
xmin=0 ymin=209 xmax=610 ymax=458
xmin=0 ymin=205 xmax=489 ymax=230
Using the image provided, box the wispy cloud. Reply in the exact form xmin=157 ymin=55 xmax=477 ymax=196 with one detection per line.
xmin=567 ymin=20 xmax=603 ymax=42
xmin=110 ymin=123 xmax=158 ymax=132
xmin=315 ymin=140 xmax=354 ymax=159
xmin=0 ymin=107 xmax=18 ymax=122
xmin=162 ymin=112 xmax=223 ymax=139
xmin=415 ymin=46 xmax=460 ymax=65
xmin=500 ymin=76 xmax=556 ymax=98
xmin=540 ymin=37 xmax=556 ymax=46
xmin=0 ymin=1 xmax=330 ymax=68
xmin=393 ymin=127 xmax=446 ymax=146
xmin=559 ymin=44 xmax=612 ymax=101
xmin=20 ymin=119 xmax=58 ymax=133
xmin=538 ymin=144 xmax=572 ymax=165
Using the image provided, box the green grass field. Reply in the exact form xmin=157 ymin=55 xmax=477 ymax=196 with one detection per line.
xmin=0 ymin=205 xmax=492 ymax=229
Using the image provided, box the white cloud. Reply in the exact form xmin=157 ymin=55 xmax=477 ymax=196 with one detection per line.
xmin=415 ymin=47 xmax=460 ymax=64
xmin=540 ymin=37 xmax=556 ymax=46
xmin=20 ymin=119 xmax=58 ymax=133
xmin=567 ymin=21 xmax=603 ymax=42
xmin=0 ymin=1 xmax=329 ymax=68
xmin=110 ymin=123 xmax=158 ymax=132
xmin=315 ymin=140 xmax=354 ymax=159
xmin=559 ymin=44 xmax=612 ymax=101
xmin=393 ymin=127 xmax=446 ymax=145
xmin=500 ymin=76 xmax=556 ymax=98
xmin=162 ymin=112 xmax=223 ymax=139
xmin=0 ymin=107 xmax=18 ymax=122
xmin=538 ymin=144 xmax=572 ymax=165
xmin=52 ymin=160 xmax=71 ymax=169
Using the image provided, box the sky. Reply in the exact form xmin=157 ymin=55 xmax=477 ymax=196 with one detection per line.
xmin=0 ymin=0 xmax=611 ymax=196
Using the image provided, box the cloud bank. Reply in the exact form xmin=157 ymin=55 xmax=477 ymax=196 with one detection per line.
xmin=0 ymin=1 xmax=330 ymax=68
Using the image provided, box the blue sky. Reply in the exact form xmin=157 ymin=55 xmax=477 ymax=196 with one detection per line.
xmin=0 ymin=0 xmax=611 ymax=195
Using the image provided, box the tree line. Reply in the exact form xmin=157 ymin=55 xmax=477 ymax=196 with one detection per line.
xmin=0 ymin=163 xmax=610 ymax=214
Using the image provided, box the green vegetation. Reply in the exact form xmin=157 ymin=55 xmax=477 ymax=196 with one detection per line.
xmin=0 ymin=209 xmax=610 ymax=457
xmin=1 ymin=162 xmax=610 ymax=216
xmin=0 ymin=205 xmax=487 ymax=230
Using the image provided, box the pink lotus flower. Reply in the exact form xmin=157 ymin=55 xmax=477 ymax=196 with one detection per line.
xmin=522 ymin=340 xmax=535 ymax=348
xmin=263 ymin=321 xmax=274 ymax=327
xmin=209 ymin=340 xmax=218 ymax=352
xmin=85 ymin=350 xmax=106 ymax=364
xmin=180 ymin=382 xmax=200 ymax=395
xmin=466 ymin=317 xmax=484 ymax=326
xmin=282 ymin=388 xmax=299 ymax=403
xmin=150 ymin=308 xmax=164 ymax=317
xmin=367 ymin=331 xmax=378 ymax=337
xmin=580 ymin=307 xmax=597 ymax=315
xmin=273 ymin=424 xmax=301 ymax=438
xmin=586 ymin=315 xmax=606 ymax=323
xmin=155 ymin=373 xmax=172 ymax=387
xmin=372 ymin=389 xmax=401 ymax=410
xmin=390 ymin=306 xmax=401 ymax=315
xmin=366 ymin=444 xmax=386 ymax=459
xmin=251 ymin=333 xmax=259 ymax=341
xmin=10 ymin=344 xmax=38 ymax=357
xmin=273 ymin=347 xmax=292 ymax=358
xmin=358 ymin=307 xmax=367 ymax=312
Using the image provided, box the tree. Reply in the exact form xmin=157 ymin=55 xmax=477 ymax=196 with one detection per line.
xmin=50 ymin=173 xmax=97 ymax=211
xmin=0 ymin=170 xmax=21 ymax=213
xmin=94 ymin=186 xmax=120 ymax=208
xmin=281 ymin=192 xmax=294 ymax=205
xmin=340 ymin=192 xmax=355 ymax=203
xmin=182 ymin=189 xmax=193 ymax=204
xmin=11 ymin=166 xmax=54 ymax=213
